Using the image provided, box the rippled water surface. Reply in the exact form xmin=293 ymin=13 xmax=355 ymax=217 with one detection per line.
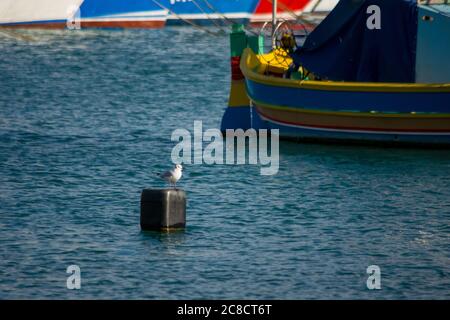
xmin=0 ymin=28 xmax=449 ymax=299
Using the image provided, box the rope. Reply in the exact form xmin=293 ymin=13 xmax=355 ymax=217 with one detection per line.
xmin=151 ymin=0 xmax=220 ymax=36
xmin=200 ymin=0 xmax=259 ymax=35
xmin=191 ymin=0 xmax=226 ymax=30
xmin=266 ymin=0 xmax=319 ymax=27
xmin=310 ymin=0 xmax=323 ymax=13
xmin=267 ymin=0 xmax=299 ymax=20
xmin=200 ymin=0 xmax=236 ymax=25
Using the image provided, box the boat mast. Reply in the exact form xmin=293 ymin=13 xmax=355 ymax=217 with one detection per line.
xmin=272 ymin=0 xmax=277 ymax=48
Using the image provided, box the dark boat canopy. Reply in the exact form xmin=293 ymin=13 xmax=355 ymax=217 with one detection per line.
xmin=292 ymin=0 xmax=418 ymax=83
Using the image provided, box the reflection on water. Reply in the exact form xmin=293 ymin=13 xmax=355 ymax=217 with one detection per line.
xmin=141 ymin=230 xmax=187 ymax=252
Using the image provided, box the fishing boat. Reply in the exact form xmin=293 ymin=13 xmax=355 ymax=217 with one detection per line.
xmin=0 ymin=0 xmax=167 ymax=29
xmin=250 ymin=0 xmax=339 ymax=25
xmin=155 ymin=0 xmax=260 ymax=26
xmin=222 ymin=0 xmax=450 ymax=147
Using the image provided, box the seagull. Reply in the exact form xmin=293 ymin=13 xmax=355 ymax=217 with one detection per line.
xmin=159 ymin=164 xmax=183 ymax=189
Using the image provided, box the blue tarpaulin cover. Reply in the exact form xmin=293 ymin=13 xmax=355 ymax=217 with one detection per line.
xmin=292 ymin=0 xmax=418 ymax=83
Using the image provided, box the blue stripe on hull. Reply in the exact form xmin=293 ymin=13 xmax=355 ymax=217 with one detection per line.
xmin=246 ymin=79 xmax=450 ymax=113
xmin=80 ymin=0 xmax=163 ymax=18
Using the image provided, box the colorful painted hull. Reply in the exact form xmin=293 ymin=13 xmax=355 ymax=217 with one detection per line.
xmin=240 ymin=49 xmax=450 ymax=146
xmin=79 ymin=0 xmax=167 ymax=28
xmin=159 ymin=0 xmax=260 ymax=26
xmin=0 ymin=0 xmax=84 ymax=28
xmin=0 ymin=0 xmax=167 ymax=29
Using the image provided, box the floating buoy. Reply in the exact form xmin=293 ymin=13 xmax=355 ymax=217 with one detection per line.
xmin=140 ymin=189 xmax=186 ymax=231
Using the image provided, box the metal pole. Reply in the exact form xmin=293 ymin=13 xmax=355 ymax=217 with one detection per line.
xmin=272 ymin=0 xmax=277 ymax=45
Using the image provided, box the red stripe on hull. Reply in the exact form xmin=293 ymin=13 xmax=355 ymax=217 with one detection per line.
xmin=80 ymin=20 xmax=165 ymax=29
xmin=231 ymin=57 xmax=244 ymax=81
xmin=254 ymin=0 xmax=310 ymax=14
xmin=0 ymin=20 xmax=166 ymax=29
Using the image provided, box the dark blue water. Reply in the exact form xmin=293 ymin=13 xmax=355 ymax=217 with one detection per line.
xmin=0 ymin=28 xmax=449 ymax=299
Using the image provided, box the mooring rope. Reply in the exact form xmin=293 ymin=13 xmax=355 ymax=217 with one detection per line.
xmin=267 ymin=0 xmax=299 ymax=20
xmin=202 ymin=0 xmax=261 ymax=35
xmin=151 ymin=0 xmax=221 ymax=36
xmin=266 ymin=0 xmax=319 ymax=26
xmin=309 ymin=0 xmax=323 ymax=13
xmin=200 ymin=0 xmax=235 ymax=25
xmin=191 ymin=0 xmax=226 ymax=31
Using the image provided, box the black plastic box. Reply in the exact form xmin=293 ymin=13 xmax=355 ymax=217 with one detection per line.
xmin=140 ymin=189 xmax=186 ymax=231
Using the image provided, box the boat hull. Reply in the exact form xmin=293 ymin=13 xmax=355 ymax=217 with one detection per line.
xmin=0 ymin=19 xmax=165 ymax=30
xmin=254 ymin=103 xmax=450 ymax=146
xmin=0 ymin=0 xmax=167 ymax=29
xmin=241 ymin=49 xmax=450 ymax=146
xmin=0 ymin=21 xmax=67 ymax=29
xmin=79 ymin=0 xmax=167 ymax=29
xmin=0 ymin=0 xmax=83 ymax=29
xmin=79 ymin=20 xmax=165 ymax=28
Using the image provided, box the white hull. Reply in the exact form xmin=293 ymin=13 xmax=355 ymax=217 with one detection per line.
xmin=0 ymin=0 xmax=84 ymax=25
xmin=303 ymin=0 xmax=339 ymax=13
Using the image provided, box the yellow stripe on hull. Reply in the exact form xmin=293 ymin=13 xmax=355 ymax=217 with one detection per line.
xmin=242 ymin=48 xmax=450 ymax=93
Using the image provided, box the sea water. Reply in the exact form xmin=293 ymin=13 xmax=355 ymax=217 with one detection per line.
xmin=0 ymin=28 xmax=449 ymax=299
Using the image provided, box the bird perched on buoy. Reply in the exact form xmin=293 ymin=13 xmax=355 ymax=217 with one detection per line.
xmin=159 ymin=164 xmax=183 ymax=189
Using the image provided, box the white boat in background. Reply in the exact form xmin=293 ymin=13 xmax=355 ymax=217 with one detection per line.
xmin=0 ymin=0 xmax=84 ymax=28
xmin=0 ymin=0 xmax=340 ymax=29
xmin=303 ymin=0 xmax=340 ymax=13
xmin=0 ymin=0 xmax=168 ymax=29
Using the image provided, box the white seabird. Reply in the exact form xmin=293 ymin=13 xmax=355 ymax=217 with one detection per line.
xmin=159 ymin=164 xmax=183 ymax=189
